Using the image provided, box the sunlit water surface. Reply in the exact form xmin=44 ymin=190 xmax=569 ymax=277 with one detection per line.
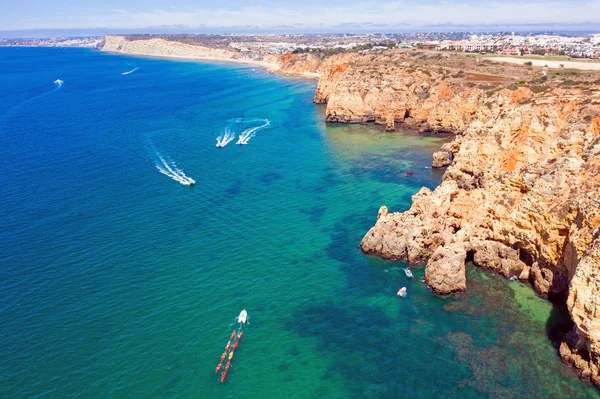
xmin=0 ymin=48 xmax=597 ymax=398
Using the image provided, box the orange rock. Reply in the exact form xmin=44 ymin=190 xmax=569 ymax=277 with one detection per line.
xmin=437 ymin=81 xmax=454 ymax=101
xmin=593 ymin=117 xmax=600 ymax=136
xmin=510 ymin=86 xmax=532 ymax=102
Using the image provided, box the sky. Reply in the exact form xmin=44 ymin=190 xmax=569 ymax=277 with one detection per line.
xmin=1 ymin=0 xmax=600 ymax=32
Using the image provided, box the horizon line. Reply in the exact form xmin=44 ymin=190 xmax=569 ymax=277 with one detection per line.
xmin=2 ymin=24 xmax=600 ymax=39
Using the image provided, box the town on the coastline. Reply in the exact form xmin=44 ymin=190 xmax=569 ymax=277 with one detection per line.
xmin=2 ymin=32 xmax=600 ymax=59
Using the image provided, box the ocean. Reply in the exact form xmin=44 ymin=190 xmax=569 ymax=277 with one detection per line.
xmin=0 ymin=47 xmax=598 ymax=398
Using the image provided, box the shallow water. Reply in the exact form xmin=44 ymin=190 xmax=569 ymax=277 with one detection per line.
xmin=0 ymin=47 xmax=597 ymax=398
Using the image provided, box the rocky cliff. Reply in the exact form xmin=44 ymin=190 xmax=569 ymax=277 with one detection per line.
xmin=100 ymin=37 xmax=600 ymax=386
xmin=102 ymin=35 xmax=240 ymax=62
xmin=321 ymin=52 xmax=600 ymax=386
xmin=101 ymin=36 xmax=322 ymax=79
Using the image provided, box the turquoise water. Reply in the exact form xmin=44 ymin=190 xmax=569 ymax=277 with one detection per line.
xmin=0 ymin=47 xmax=598 ymax=398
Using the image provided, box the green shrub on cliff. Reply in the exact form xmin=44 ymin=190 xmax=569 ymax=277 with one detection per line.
xmin=529 ymin=85 xmax=548 ymax=94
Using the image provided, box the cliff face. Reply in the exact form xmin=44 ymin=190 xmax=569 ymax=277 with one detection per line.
xmin=324 ymin=54 xmax=600 ymax=385
xmin=101 ymin=36 xmax=322 ymax=79
xmin=101 ymin=37 xmax=600 ymax=386
xmin=312 ymin=52 xmax=540 ymax=132
xmin=102 ymin=35 xmax=240 ymax=62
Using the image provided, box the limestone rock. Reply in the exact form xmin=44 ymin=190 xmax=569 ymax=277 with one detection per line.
xmin=341 ymin=50 xmax=600 ymax=388
xmin=432 ymin=150 xmax=453 ymax=168
xmin=471 ymin=240 xmax=525 ymax=278
xmin=562 ymin=231 xmax=600 ymax=383
xmin=424 ymin=245 xmax=467 ymax=294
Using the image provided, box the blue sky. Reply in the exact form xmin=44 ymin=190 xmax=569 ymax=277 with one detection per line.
xmin=1 ymin=1 xmax=600 ymax=31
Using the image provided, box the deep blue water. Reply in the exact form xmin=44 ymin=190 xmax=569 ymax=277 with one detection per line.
xmin=1 ymin=47 xmax=598 ymax=398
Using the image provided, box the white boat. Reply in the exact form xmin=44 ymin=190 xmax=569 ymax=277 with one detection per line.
xmin=185 ymin=178 xmax=195 ymax=185
xmin=54 ymin=79 xmax=63 ymax=85
xmin=397 ymin=287 xmax=407 ymax=297
xmin=237 ymin=310 xmax=248 ymax=324
xmin=404 ymin=268 xmax=413 ymax=279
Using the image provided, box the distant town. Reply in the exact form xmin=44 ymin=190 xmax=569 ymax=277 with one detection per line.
xmin=0 ymin=36 xmax=104 ymax=48
xmin=2 ymin=32 xmax=600 ymax=59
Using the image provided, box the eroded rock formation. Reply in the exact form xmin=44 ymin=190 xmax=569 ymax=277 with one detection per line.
xmin=339 ymin=58 xmax=600 ymax=385
xmin=100 ymin=36 xmax=600 ymax=388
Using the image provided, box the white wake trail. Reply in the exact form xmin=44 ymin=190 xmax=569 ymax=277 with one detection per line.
xmin=216 ymin=128 xmax=236 ymax=147
xmin=1 ymin=80 xmax=64 ymax=133
xmin=236 ymin=119 xmax=270 ymax=145
xmin=121 ymin=67 xmax=139 ymax=75
xmin=154 ymin=151 xmax=195 ymax=186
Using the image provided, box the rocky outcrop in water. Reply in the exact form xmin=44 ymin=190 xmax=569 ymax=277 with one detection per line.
xmin=344 ymin=59 xmax=600 ymax=385
xmin=100 ymin=36 xmax=600 ymax=387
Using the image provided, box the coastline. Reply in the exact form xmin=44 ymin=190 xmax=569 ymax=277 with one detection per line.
xmin=5 ymin=46 xmax=598 ymax=397
xmin=102 ymin=50 xmax=320 ymax=80
xmin=100 ymin=36 xmax=320 ymax=80
xmin=101 ymin=35 xmax=600 ymax=390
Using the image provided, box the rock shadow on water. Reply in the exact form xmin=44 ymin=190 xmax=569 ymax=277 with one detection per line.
xmin=259 ymin=171 xmax=283 ymax=185
xmin=300 ymin=205 xmax=327 ymax=224
xmin=289 ymin=299 xmax=480 ymax=398
xmin=289 ymin=301 xmax=400 ymax=398
xmin=546 ymin=303 xmax=574 ymax=348
xmin=226 ymin=179 xmax=244 ymax=196
xmin=441 ymin=267 xmax=600 ymax=399
xmin=347 ymin=150 xmax=442 ymax=190
xmin=325 ymin=215 xmax=390 ymax=298
xmin=319 ymin=168 xmax=342 ymax=190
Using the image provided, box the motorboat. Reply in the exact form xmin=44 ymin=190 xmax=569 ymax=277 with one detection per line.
xmin=404 ymin=268 xmax=413 ymax=279
xmin=238 ymin=310 xmax=248 ymax=324
xmin=397 ymin=287 xmax=407 ymax=297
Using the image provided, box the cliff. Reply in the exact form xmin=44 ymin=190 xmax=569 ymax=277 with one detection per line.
xmin=324 ymin=52 xmax=600 ymax=386
xmin=102 ymin=35 xmax=240 ymax=62
xmin=101 ymin=35 xmax=321 ymax=79
xmin=100 ymin=37 xmax=600 ymax=387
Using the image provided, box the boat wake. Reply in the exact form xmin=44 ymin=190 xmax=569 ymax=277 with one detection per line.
xmin=121 ymin=67 xmax=139 ymax=75
xmin=146 ymin=130 xmax=195 ymax=186
xmin=216 ymin=128 xmax=236 ymax=148
xmin=154 ymin=151 xmax=195 ymax=186
xmin=235 ymin=118 xmax=270 ymax=145
xmin=1 ymin=80 xmax=64 ymax=133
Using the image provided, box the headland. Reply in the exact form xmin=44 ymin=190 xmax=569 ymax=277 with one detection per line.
xmin=101 ymin=34 xmax=600 ymax=388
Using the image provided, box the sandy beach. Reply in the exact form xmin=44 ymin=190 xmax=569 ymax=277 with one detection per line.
xmin=101 ymin=35 xmax=319 ymax=79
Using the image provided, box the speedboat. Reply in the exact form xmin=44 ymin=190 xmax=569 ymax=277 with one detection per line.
xmin=237 ymin=310 xmax=248 ymax=324
xmin=186 ymin=178 xmax=195 ymax=186
xmin=404 ymin=268 xmax=413 ymax=279
xmin=54 ymin=79 xmax=63 ymax=85
xmin=397 ymin=287 xmax=407 ymax=297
